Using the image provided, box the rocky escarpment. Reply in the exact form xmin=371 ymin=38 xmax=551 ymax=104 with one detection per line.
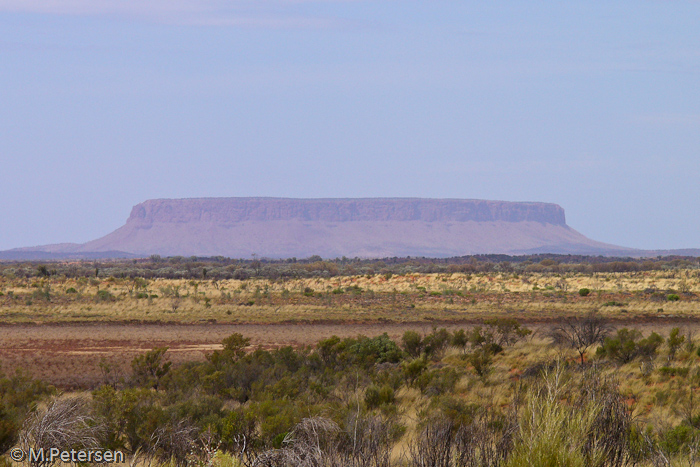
xmin=49 ymin=197 xmax=627 ymax=258
xmin=125 ymin=198 xmax=567 ymax=225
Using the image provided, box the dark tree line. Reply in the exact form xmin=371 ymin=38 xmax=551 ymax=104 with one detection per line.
xmin=2 ymin=254 xmax=699 ymax=280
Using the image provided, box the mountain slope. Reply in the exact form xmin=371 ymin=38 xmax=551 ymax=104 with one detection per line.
xmin=5 ymin=197 xmax=634 ymax=259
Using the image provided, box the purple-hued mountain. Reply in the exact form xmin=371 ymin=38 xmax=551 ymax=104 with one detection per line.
xmin=3 ymin=197 xmax=641 ymax=259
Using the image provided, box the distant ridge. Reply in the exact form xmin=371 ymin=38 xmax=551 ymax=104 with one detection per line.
xmin=0 ymin=197 xmax=655 ymax=259
xmin=0 ymin=250 xmax=136 ymax=261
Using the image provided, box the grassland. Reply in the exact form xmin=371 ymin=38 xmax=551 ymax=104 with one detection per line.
xmin=2 ymin=265 xmax=699 ymax=386
xmin=0 ymin=268 xmax=698 ymax=324
xmin=2 ymin=260 xmax=700 ymax=465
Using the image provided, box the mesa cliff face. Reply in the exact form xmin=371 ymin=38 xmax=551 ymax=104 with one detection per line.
xmin=125 ymin=198 xmax=567 ymax=225
xmin=66 ymin=197 xmax=628 ymax=258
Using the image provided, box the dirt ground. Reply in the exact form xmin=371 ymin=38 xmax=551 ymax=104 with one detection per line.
xmin=2 ymin=319 xmax=699 ymax=388
xmin=0 ymin=322 xmax=456 ymax=388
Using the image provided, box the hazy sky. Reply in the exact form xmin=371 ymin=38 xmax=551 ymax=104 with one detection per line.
xmin=1 ymin=1 xmax=699 ymax=252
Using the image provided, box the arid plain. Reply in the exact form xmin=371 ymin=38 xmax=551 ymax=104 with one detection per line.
xmin=1 ymin=263 xmax=698 ymax=387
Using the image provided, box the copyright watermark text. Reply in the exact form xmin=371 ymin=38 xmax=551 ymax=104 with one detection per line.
xmin=9 ymin=447 xmax=124 ymax=464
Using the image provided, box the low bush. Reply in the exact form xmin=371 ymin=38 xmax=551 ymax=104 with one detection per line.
xmin=95 ymin=289 xmax=115 ymax=302
xmin=365 ymin=384 xmax=395 ymax=408
xmin=658 ymin=366 xmax=690 ymax=378
xmin=597 ymin=329 xmax=664 ymax=364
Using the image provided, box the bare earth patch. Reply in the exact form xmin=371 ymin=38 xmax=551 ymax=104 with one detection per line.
xmin=0 ymin=322 xmax=449 ymax=388
xmin=2 ymin=319 xmax=699 ymax=388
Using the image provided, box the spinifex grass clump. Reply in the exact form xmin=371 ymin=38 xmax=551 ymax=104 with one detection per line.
xmin=505 ymin=365 xmax=630 ymax=467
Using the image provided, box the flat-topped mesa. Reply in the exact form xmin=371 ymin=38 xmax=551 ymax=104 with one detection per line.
xmin=5 ymin=197 xmax=632 ymax=258
xmin=127 ymin=198 xmax=567 ymax=225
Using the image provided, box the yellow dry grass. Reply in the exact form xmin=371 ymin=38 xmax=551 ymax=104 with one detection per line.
xmin=0 ymin=269 xmax=699 ymax=324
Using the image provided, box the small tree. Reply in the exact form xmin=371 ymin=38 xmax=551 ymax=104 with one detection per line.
xmin=550 ymin=312 xmax=610 ymax=365
xmin=467 ymin=348 xmax=494 ymax=378
xmin=597 ymin=329 xmax=664 ymax=365
xmin=423 ymin=328 xmax=451 ymax=360
xmin=637 ymin=332 xmax=664 ymax=361
xmin=597 ymin=329 xmax=640 ymax=364
xmin=131 ymin=347 xmax=171 ymax=389
xmin=208 ymin=333 xmax=251 ymax=368
xmin=483 ymin=318 xmax=531 ymax=347
xmin=667 ymin=327 xmax=686 ymax=362
xmin=402 ymin=331 xmax=423 ymax=358
xmin=451 ymin=329 xmax=468 ymax=354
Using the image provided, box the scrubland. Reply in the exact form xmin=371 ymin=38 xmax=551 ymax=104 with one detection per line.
xmin=0 ymin=267 xmax=699 ymax=324
xmin=1 ymin=257 xmax=700 ymax=466
xmin=4 ymin=323 xmax=700 ymax=466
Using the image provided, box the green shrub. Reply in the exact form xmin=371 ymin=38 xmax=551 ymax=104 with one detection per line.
xmin=349 ymin=333 xmax=403 ymax=366
xmin=423 ymin=328 xmax=451 ymax=359
xmin=467 ymin=319 xmax=529 ymax=354
xmin=364 ymin=384 xmax=395 ymax=408
xmin=451 ymin=329 xmax=468 ymax=352
xmin=91 ymin=386 xmax=162 ymax=452
xmin=249 ymin=399 xmax=306 ymax=445
xmin=667 ymin=294 xmax=680 ymax=302
xmin=218 ymin=409 xmax=256 ymax=454
xmin=418 ymin=368 xmax=459 ymax=396
xmin=403 ymin=358 xmax=427 ymax=386
xmin=0 ymin=403 xmax=17 ymax=455
xmin=31 ymin=287 xmax=51 ymax=301
xmin=578 ymin=288 xmax=591 ymax=297
xmin=207 ymin=333 xmax=251 ymax=368
xmin=482 ymin=318 xmax=531 ymax=347
xmin=637 ymin=332 xmax=664 ymax=360
xmin=660 ymin=424 xmax=697 ymax=455
xmin=667 ymin=327 xmax=685 ymax=361
xmin=131 ymin=347 xmax=171 ymax=389
xmin=597 ymin=329 xmax=642 ymax=364
xmin=596 ymin=329 xmax=663 ymax=364
xmin=597 ymin=328 xmax=664 ymax=364
xmin=36 ymin=265 xmax=50 ymax=277
xmin=402 ymin=331 xmax=423 ymax=358
xmin=96 ymin=289 xmax=115 ymax=302
xmin=429 ymin=396 xmax=480 ymax=427
xmin=467 ymin=348 xmax=493 ymax=377
xmin=65 ymin=287 xmax=77 ymax=294
xmin=315 ymin=334 xmax=403 ymax=369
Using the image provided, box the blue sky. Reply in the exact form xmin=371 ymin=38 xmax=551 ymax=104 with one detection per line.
xmin=1 ymin=1 xmax=699 ymax=251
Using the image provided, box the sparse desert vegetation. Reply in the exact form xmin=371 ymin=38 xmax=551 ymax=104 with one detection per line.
xmin=2 ymin=255 xmax=700 ymax=466
xmin=3 ymin=323 xmax=700 ymax=465
xmin=1 ymin=256 xmax=699 ymax=325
